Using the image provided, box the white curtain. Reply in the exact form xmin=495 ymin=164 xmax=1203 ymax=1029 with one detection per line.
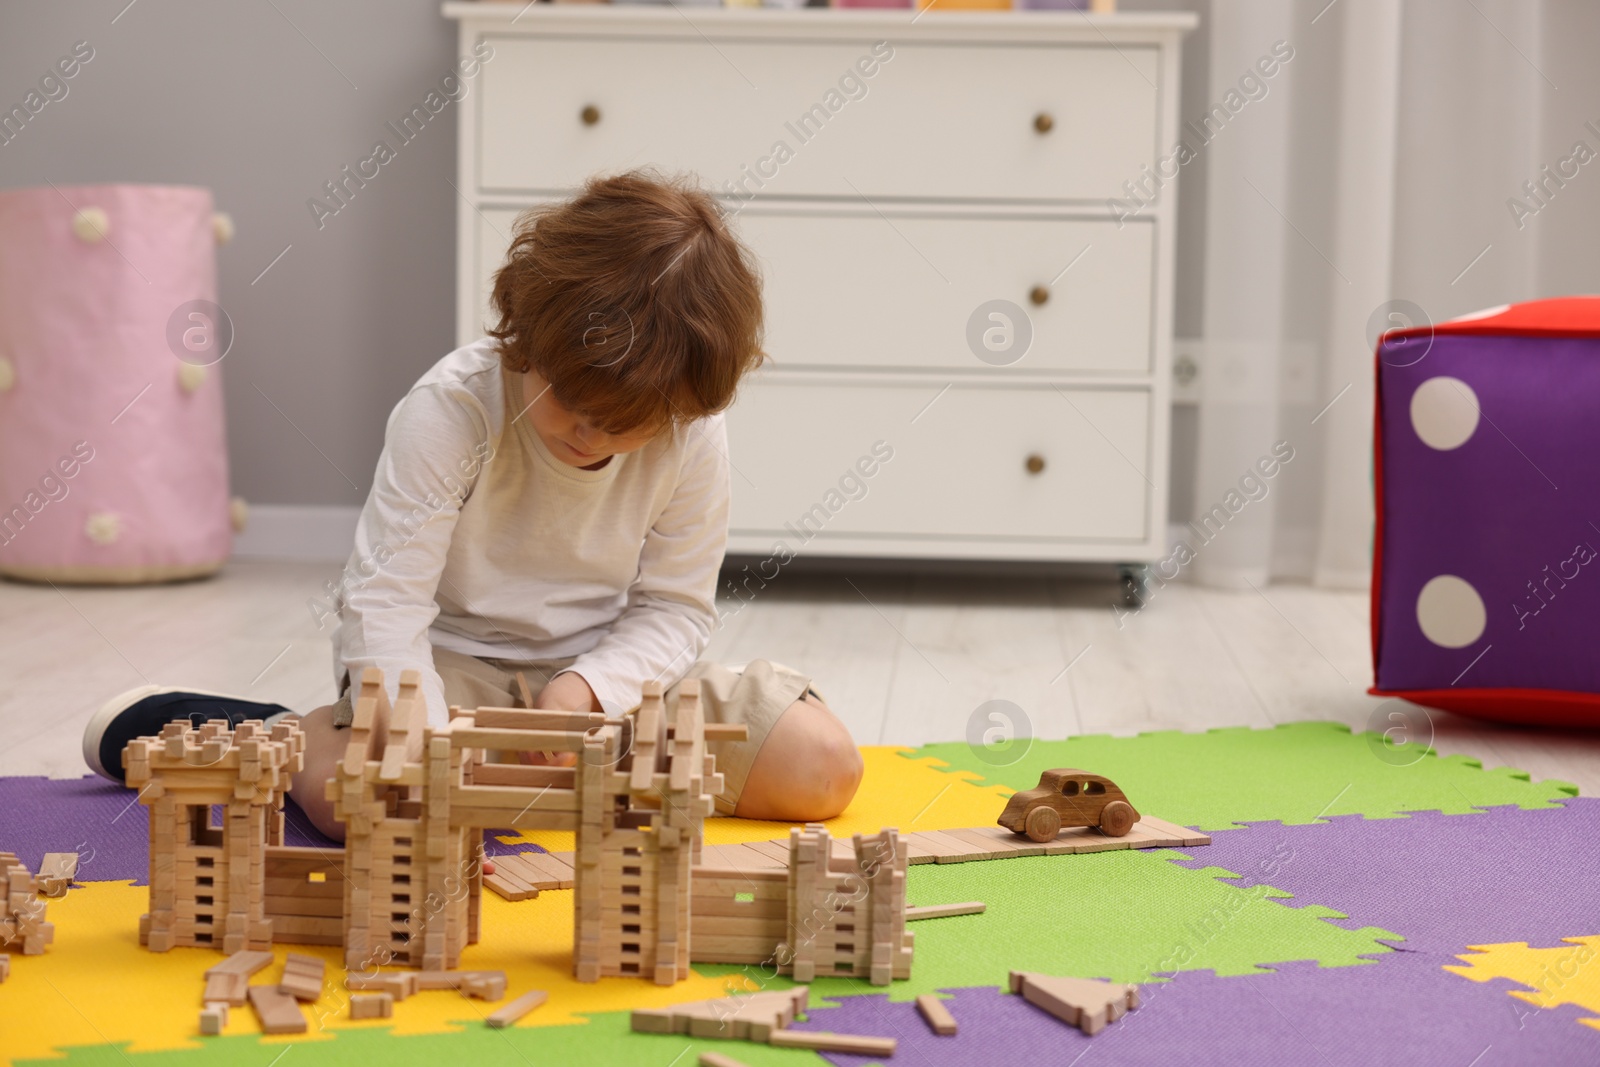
xmin=1138 ymin=0 xmax=1599 ymax=588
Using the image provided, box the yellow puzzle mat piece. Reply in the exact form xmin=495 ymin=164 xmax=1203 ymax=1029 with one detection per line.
xmin=488 ymin=745 xmax=1012 ymax=853
xmin=1445 ymin=936 xmax=1600 ymax=1031
xmin=0 ymin=746 xmax=1008 ymax=1061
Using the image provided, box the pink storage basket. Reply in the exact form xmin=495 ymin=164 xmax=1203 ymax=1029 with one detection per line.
xmin=0 ymin=183 xmax=237 ymax=583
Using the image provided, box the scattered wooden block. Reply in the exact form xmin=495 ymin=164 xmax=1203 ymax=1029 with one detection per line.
xmin=349 ymin=992 xmax=394 ymax=1019
xmin=915 ymin=993 xmax=958 ymax=1036
xmin=204 ymin=950 xmax=275 ymax=1005
xmin=38 ymin=853 xmax=78 ymax=897
xmin=0 ymin=954 xmax=9 ymax=982
xmin=485 ymin=989 xmax=548 ymax=1028
xmin=769 ymin=1030 xmax=898 ymax=1056
xmin=279 ymin=953 xmax=325 ymax=1001
xmin=1009 ymin=971 xmax=1140 ymax=1036
xmin=347 ymin=971 xmax=419 ymax=1000
xmin=461 ymin=971 xmax=508 ymax=1000
xmin=483 ymin=862 xmax=540 ymax=901
xmin=904 ymin=901 xmax=986 ymax=921
xmin=631 ymin=987 xmax=809 ymax=1041
xmin=248 ymin=985 xmax=308 ymax=1034
xmin=698 ymin=1052 xmax=754 ymax=1067
xmin=198 ymin=1002 xmax=228 ymax=1035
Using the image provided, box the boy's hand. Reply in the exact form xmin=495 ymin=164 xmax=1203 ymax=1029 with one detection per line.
xmin=520 ymin=671 xmax=599 ymax=767
xmin=534 ymin=671 xmax=601 ymax=713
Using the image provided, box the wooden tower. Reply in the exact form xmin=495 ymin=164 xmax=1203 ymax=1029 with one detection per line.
xmin=126 ymin=718 xmax=304 ymax=953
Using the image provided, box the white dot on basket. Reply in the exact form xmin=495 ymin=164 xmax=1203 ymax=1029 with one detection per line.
xmin=1410 ymin=376 xmax=1480 ymax=450
xmin=178 ymin=362 xmax=207 ymax=392
xmin=1416 ymin=574 xmax=1487 ymax=648
xmin=85 ymin=512 xmax=122 ymax=546
xmin=72 ymin=207 xmax=110 ymax=243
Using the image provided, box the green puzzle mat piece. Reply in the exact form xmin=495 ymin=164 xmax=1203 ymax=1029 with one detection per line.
xmin=798 ymin=847 xmax=1399 ymax=1001
xmin=16 ymin=1012 xmax=832 ymax=1067
xmin=905 ymin=722 xmax=1578 ymax=829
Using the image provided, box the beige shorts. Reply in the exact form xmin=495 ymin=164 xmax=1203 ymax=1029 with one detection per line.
xmin=334 ymin=648 xmax=813 ymax=815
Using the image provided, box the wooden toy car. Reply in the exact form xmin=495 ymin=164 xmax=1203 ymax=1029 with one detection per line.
xmin=998 ymin=769 xmax=1139 ymax=842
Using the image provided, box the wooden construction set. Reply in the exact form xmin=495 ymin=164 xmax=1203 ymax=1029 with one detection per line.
xmin=94 ymin=666 xmax=1207 ymax=1045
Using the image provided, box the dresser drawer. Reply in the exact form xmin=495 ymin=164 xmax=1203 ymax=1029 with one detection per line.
xmin=477 ymin=36 xmax=1159 ymax=202
xmin=472 ymin=206 xmax=1155 ymax=374
xmin=741 ymin=209 xmax=1154 ymax=374
xmin=726 ymin=379 xmax=1151 ymax=543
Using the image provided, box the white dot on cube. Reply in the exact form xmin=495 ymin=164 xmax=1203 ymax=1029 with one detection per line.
xmin=1416 ymin=574 xmax=1486 ymax=648
xmin=1410 ymin=376 xmax=1480 ymax=450
xmin=72 ymin=207 xmax=110 ymax=243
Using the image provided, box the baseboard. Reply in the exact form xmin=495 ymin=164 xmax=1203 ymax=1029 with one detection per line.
xmin=232 ymin=504 xmax=360 ymax=562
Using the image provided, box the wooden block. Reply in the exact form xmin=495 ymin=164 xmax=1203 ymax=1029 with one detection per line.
xmin=483 ymin=866 xmax=540 ymax=902
xmin=203 ymin=971 xmax=249 ymax=1005
xmin=1009 ymin=971 xmax=1140 ymax=1036
xmin=698 ymin=1053 xmax=756 ymax=1067
xmin=916 ymin=993 xmax=958 ymax=1036
xmin=701 ymin=724 xmax=749 ymax=743
xmin=38 ymin=853 xmax=78 ymax=897
xmin=904 ymin=901 xmax=986 ymax=922
xmin=349 ymin=992 xmax=394 ymax=1019
xmin=472 ymin=707 xmax=604 ymax=731
xmin=207 ymin=949 xmax=275 ymax=979
xmin=768 ymin=1030 xmax=897 ymax=1056
xmin=461 ymin=971 xmax=508 ymax=1000
xmin=198 ymin=1002 xmax=228 ymax=1035
xmin=0 ymin=954 xmax=9 ymax=982
xmin=485 ymin=989 xmax=548 ymax=1028
xmin=346 ymin=971 xmax=418 ymax=999
xmin=944 ymin=826 xmax=1048 ymax=858
xmin=1134 ymin=815 xmax=1212 ymax=847
xmin=912 ymin=829 xmax=994 ymax=864
xmin=248 ymin=985 xmax=307 ymax=1034
xmin=280 ymin=953 xmax=325 ymax=1001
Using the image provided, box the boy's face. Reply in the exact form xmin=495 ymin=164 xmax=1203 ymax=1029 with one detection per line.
xmin=520 ymin=369 xmax=663 ymax=469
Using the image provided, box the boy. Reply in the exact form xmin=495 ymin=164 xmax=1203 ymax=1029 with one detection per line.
xmin=82 ymin=171 xmax=863 ymax=839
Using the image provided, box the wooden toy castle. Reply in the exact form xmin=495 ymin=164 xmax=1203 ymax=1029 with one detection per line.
xmin=126 ymin=668 xmax=913 ymax=987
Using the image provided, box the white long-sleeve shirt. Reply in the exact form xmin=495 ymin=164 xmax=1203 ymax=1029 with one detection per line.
xmin=331 ymin=338 xmax=729 ymax=724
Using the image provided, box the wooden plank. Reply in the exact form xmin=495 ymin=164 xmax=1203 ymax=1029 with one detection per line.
xmin=942 ymin=826 xmax=1047 ymax=858
xmin=486 ymin=989 xmax=548 ymax=1028
xmin=905 ymin=901 xmax=986 ymax=921
xmin=1134 ymin=816 xmax=1211 ymax=847
xmin=248 ymin=985 xmax=307 ymax=1034
xmin=449 ymin=785 xmax=582 ymax=812
xmin=916 ymin=993 xmax=959 ymax=1036
xmin=449 ymin=726 xmax=593 ymax=753
xmin=768 ymin=1030 xmax=896 ymax=1056
xmin=470 ymin=708 xmax=604 ymax=731
xmin=469 ymin=764 xmax=577 ymax=789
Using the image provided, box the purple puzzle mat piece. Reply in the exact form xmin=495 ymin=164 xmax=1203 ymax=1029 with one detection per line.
xmin=1167 ymin=799 xmax=1600 ymax=954
xmin=0 ymin=775 xmax=537 ymax=884
xmin=1377 ymin=333 xmax=1600 ymax=694
xmin=796 ymin=952 xmax=1600 ymax=1067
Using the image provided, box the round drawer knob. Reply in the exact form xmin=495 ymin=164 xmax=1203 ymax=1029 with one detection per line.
xmin=1029 ymin=285 xmax=1050 ymax=306
xmin=580 ymin=104 xmax=602 ymax=126
xmin=1033 ymin=112 xmax=1055 ymax=134
xmin=1025 ymin=454 xmax=1046 ymax=475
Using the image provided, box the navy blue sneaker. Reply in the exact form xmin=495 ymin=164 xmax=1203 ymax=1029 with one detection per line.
xmin=83 ymin=686 xmax=296 ymax=783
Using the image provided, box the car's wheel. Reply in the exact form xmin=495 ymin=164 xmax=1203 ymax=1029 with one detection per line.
xmin=1024 ymin=805 xmax=1061 ymax=843
xmin=1099 ymin=800 xmax=1136 ymax=837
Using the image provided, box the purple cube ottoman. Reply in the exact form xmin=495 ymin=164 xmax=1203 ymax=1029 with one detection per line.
xmin=1371 ymin=295 xmax=1600 ymax=727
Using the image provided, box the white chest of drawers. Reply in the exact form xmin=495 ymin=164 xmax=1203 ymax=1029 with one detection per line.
xmin=446 ymin=3 xmax=1194 ymax=564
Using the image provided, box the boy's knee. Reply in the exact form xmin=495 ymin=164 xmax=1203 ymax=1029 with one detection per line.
xmin=738 ymin=697 xmax=863 ymax=822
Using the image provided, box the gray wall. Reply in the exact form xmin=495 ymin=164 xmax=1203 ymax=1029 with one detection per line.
xmin=3 ymin=1 xmax=462 ymax=507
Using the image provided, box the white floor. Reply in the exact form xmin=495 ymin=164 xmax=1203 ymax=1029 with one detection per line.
xmin=3 ymin=561 xmax=1597 ymax=795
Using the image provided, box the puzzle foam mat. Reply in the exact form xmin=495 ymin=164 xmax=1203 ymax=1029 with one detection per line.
xmin=2 ymin=723 xmax=1595 ymax=1066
